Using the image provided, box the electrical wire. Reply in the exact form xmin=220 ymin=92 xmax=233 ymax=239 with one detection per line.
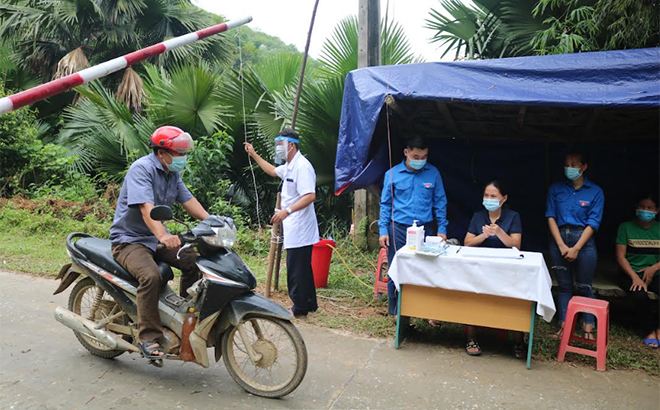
xmin=237 ymin=27 xmax=262 ymax=229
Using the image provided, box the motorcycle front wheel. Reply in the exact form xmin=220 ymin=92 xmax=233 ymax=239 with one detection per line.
xmin=221 ymin=315 xmax=307 ymax=398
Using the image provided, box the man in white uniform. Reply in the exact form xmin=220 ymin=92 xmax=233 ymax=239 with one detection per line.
xmin=244 ymin=129 xmax=320 ymax=317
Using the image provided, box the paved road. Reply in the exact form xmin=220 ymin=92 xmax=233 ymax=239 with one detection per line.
xmin=1 ymin=270 xmax=658 ymax=410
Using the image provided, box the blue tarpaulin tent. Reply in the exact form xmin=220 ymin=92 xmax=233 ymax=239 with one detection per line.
xmin=334 ymin=48 xmax=660 ymax=252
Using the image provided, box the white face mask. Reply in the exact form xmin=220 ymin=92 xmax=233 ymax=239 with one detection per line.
xmin=275 ymin=145 xmax=287 ymax=161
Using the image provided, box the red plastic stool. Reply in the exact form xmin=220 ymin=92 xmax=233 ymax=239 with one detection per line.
xmin=374 ymin=248 xmax=388 ymax=299
xmin=557 ymin=296 xmax=610 ymax=371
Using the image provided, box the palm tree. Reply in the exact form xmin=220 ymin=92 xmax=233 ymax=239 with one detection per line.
xmin=58 ymin=61 xmax=232 ymax=179
xmin=0 ymin=0 xmax=233 ymax=112
xmin=425 ymin=0 xmax=544 ymax=60
xmin=57 ymin=81 xmax=154 ymax=180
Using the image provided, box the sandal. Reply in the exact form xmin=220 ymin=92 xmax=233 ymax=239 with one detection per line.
xmin=583 ymin=331 xmax=596 ymax=341
xmin=551 ymin=327 xmax=563 ymax=340
xmin=513 ymin=343 xmax=526 ymax=359
xmin=466 ymin=339 xmax=481 ymax=356
xmin=138 ymin=340 xmax=165 ymax=359
xmin=428 ymin=320 xmax=442 ymax=328
xmin=643 ymin=338 xmax=659 ymax=349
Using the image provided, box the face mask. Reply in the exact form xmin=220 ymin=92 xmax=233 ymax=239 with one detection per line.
xmin=275 ymin=145 xmax=288 ymax=162
xmin=564 ymin=167 xmax=582 ymax=181
xmin=483 ymin=199 xmax=501 ymax=212
xmin=408 ymin=159 xmax=426 ymax=170
xmin=637 ymin=210 xmax=657 ymax=222
xmin=166 ymin=154 xmax=187 ymax=173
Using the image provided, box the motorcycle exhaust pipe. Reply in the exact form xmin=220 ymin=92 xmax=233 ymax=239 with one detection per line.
xmin=54 ymin=306 xmax=139 ymax=353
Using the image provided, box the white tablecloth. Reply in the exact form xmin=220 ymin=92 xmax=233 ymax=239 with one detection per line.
xmin=388 ymin=245 xmax=556 ymax=322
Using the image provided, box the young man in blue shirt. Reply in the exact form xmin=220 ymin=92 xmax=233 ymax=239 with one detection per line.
xmin=378 ymin=136 xmax=448 ymax=315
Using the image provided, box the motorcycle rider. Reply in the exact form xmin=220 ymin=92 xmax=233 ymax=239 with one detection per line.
xmin=109 ymin=126 xmax=210 ymax=359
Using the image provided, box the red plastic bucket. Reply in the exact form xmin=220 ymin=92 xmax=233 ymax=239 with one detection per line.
xmin=311 ymin=239 xmax=335 ymax=288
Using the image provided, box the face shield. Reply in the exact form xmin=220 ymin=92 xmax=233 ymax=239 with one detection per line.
xmin=274 ymin=135 xmax=298 ymax=164
xmin=169 ymin=132 xmax=194 ymax=155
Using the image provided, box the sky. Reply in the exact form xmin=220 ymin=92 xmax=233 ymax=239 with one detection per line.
xmin=193 ymin=0 xmax=448 ymax=62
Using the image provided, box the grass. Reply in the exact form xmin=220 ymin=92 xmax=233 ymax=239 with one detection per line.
xmin=1 ymin=198 xmax=658 ymax=376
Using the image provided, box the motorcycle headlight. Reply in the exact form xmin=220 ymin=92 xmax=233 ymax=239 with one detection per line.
xmin=201 ymin=223 xmax=237 ymax=248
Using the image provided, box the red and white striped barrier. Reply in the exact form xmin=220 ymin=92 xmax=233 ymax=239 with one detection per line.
xmin=0 ymin=16 xmax=252 ymax=115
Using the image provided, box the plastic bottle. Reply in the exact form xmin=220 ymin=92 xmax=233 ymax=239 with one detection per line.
xmin=406 ymin=220 xmax=424 ymax=250
xmin=180 ymin=308 xmax=197 ymax=362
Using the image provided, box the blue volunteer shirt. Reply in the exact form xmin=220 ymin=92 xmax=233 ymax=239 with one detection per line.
xmin=545 ymin=178 xmax=604 ymax=231
xmin=468 ymin=208 xmax=523 ymax=248
xmin=379 ymin=161 xmax=448 ymax=236
xmin=109 ymin=153 xmax=193 ymax=251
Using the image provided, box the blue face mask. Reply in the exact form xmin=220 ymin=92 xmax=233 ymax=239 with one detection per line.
xmin=408 ymin=159 xmax=426 ymax=170
xmin=564 ymin=167 xmax=582 ymax=181
xmin=167 ymin=155 xmax=187 ymax=173
xmin=483 ymin=199 xmax=501 ymax=212
xmin=637 ymin=210 xmax=657 ymax=222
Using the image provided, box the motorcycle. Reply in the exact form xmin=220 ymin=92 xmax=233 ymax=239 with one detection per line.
xmin=52 ymin=204 xmax=307 ymax=398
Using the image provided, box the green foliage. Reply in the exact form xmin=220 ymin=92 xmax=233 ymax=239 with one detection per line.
xmin=532 ymin=0 xmax=660 ymax=54
xmin=319 ymin=16 xmax=420 ymax=79
xmin=228 ymin=26 xmax=303 ymax=71
xmin=0 ymin=83 xmax=41 ymax=194
xmin=0 ymin=0 xmax=232 ymax=82
xmin=182 ymin=130 xmax=248 ymax=225
xmin=57 ymin=81 xmax=153 ymax=180
xmin=0 ymin=201 xmax=111 ymax=238
xmin=144 ymin=63 xmax=230 ymax=137
xmin=425 ymin=0 xmax=543 ymax=60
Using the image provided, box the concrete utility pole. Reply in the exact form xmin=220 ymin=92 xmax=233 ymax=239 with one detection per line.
xmin=355 ymin=0 xmax=381 ymax=250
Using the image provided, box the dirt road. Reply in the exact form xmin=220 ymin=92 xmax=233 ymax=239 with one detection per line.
xmin=1 ymin=270 xmax=658 ymax=409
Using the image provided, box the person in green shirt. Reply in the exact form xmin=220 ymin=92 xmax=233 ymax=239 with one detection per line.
xmin=615 ymin=193 xmax=660 ymax=349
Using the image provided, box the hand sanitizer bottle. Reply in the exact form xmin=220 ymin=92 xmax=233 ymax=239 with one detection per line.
xmin=406 ymin=220 xmax=424 ymax=250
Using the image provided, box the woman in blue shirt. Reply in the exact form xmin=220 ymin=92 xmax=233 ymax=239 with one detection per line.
xmin=463 ymin=180 xmax=525 ymax=357
xmin=546 ymin=152 xmax=604 ymax=340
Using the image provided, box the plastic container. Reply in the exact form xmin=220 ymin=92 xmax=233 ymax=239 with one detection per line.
xmin=406 ymin=220 xmax=424 ymax=250
xmin=311 ymin=239 xmax=336 ymax=288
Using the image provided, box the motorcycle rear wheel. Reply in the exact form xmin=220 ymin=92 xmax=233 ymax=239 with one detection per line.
xmin=68 ymin=277 xmax=128 ymax=359
xmin=221 ymin=315 xmax=307 ymax=398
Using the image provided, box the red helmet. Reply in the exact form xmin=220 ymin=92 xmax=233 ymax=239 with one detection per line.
xmin=149 ymin=126 xmax=194 ymax=154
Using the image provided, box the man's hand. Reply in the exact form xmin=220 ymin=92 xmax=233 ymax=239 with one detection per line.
xmin=564 ymin=247 xmax=580 ymax=262
xmin=558 ymin=243 xmax=570 ymax=258
xmin=639 ymin=266 xmax=658 ymax=285
xmin=630 ymin=275 xmax=648 ymax=292
xmin=159 ymin=233 xmax=181 ymax=250
xmin=243 ymin=142 xmax=256 ymax=158
xmin=438 ymin=233 xmax=447 ymax=241
xmin=379 ymin=235 xmax=390 ymax=248
xmin=271 ymin=209 xmax=289 ymax=225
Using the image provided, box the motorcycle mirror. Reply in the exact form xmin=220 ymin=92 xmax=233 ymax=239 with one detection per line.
xmin=226 ymin=184 xmax=236 ymax=201
xmin=150 ymin=205 xmax=173 ymax=221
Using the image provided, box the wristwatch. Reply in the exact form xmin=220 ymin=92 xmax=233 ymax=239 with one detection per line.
xmin=286 ymin=207 xmax=293 ymax=215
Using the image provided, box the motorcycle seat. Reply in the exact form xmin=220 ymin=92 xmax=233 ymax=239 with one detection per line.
xmin=74 ymin=238 xmax=174 ymax=286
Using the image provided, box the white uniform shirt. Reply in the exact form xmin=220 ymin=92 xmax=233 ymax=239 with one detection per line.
xmin=275 ymin=151 xmax=320 ymax=249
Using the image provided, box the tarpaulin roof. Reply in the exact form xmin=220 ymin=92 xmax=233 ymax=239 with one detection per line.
xmin=334 ymin=48 xmax=660 ymax=193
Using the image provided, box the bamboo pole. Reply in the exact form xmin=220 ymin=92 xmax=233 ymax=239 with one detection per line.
xmin=264 ymin=193 xmax=282 ymax=297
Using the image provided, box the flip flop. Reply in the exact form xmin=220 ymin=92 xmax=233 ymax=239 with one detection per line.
xmin=513 ymin=343 xmax=526 ymax=359
xmin=138 ymin=340 xmax=165 ymax=359
xmin=643 ymin=338 xmax=659 ymax=349
xmin=466 ymin=339 xmax=482 ymax=356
